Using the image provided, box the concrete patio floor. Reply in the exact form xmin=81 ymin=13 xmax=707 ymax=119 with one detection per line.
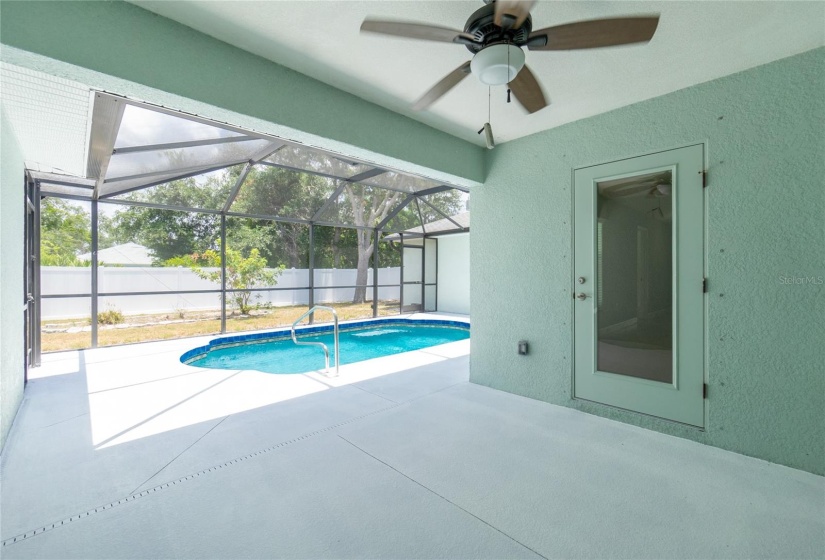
xmin=1 ymin=317 xmax=823 ymax=559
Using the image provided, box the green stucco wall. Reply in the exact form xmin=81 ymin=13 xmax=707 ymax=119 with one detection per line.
xmin=0 ymin=0 xmax=483 ymax=188
xmin=0 ymin=105 xmax=25 ymax=453
xmin=471 ymin=48 xmax=825 ymax=475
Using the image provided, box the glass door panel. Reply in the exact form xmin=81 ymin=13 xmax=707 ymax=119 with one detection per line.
xmin=596 ymin=170 xmax=673 ymax=383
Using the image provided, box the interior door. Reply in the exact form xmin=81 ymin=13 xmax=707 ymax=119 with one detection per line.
xmin=573 ymin=145 xmax=705 ymax=427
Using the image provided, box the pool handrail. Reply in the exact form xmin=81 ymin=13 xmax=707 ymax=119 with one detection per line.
xmin=291 ymin=305 xmax=340 ymax=377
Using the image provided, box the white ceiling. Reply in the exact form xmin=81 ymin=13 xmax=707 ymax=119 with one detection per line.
xmin=133 ymin=2 xmax=823 ymax=147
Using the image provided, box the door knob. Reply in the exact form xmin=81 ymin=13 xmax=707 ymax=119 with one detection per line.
xmin=576 ymin=293 xmax=589 ymax=301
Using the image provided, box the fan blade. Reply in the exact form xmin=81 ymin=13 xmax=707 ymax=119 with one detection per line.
xmin=412 ymin=61 xmax=472 ymax=111
xmin=361 ymin=19 xmax=476 ymax=44
xmin=494 ymin=0 xmax=536 ymax=30
xmin=509 ymin=65 xmax=548 ymax=114
xmin=527 ymin=16 xmax=660 ymax=50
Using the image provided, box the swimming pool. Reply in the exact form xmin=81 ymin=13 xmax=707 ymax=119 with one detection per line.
xmin=181 ymin=319 xmax=470 ymax=375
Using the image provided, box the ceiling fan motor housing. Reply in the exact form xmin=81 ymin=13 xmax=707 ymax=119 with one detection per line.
xmin=463 ymin=3 xmax=532 ymax=53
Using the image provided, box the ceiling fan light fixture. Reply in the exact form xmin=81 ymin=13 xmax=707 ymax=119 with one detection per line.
xmin=471 ymin=44 xmax=525 ymax=86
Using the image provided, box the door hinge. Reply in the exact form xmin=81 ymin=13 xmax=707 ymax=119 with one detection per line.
xmin=703 ymin=278 xmax=708 ymax=293
xmin=703 ymin=383 xmax=708 ymax=399
xmin=702 ymin=170 xmax=708 ymax=188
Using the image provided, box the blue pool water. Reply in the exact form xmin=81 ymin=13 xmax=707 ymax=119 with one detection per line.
xmin=185 ymin=322 xmax=469 ymax=374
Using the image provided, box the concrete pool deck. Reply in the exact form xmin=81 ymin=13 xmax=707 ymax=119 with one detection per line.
xmin=1 ymin=313 xmax=822 ymax=559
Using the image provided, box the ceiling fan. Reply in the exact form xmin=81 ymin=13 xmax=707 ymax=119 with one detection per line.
xmin=361 ymin=0 xmax=660 ymax=114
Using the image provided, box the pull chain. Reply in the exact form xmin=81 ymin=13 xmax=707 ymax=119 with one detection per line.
xmin=506 ymin=38 xmax=512 ymax=103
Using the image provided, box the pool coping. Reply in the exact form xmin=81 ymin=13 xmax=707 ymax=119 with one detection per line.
xmin=180 ymin=317 xmax=471 ymax=365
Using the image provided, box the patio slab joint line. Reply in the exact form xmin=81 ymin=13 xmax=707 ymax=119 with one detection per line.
xmin=337 ymin=434 xmax=549 ymax=560
xmin=1 ymin=402 xmax=402 ymax=548
xmin=129 ymin=415 xmax=231 ymax=494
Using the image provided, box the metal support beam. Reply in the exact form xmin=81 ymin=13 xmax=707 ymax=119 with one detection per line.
xmin=399 ymin=233 xmax=404 ymax=314
xmin=310 ymin=182 xmax=348 ymax=223
xmin=41 ymin=192 xmax=106 ymax=204
xmin=222 ymin=163 xmax=253 ymax=213
xmin=89 ymin=95 xmax=125 ymax=200
xmin=102 ymin=142 xmax=281 ymax=203
xmin=258 ymin=161 xmax=357 ymax=184
xmin=103 ymin=160 xmax=249 ymax=186
xmin=220 ymin=214 xmax=227 ymax=333
xmin=416 ymin=196 xmax=464 ymax=230
xmin=312 ymin=220 xmax=377 ymax=232
xmin=310 ymin=168 xmax=389 ymax=223
xmin=113 ymin=135 xmax=258 ymax=155
xmin=99 ymin=197 xmax=223 ymax=215
xmin=96 ymin=197 xmax=381 ymax=231
xmin=376 ymin=194 xmax=415 ymax=230
xmin=433 ymin=238 xmax=439 ymax=311
xmin=414 ymin=198 xmax=425 ymax=233
xmin=31 ymin=178 xmax=42 ymax=366
xmin=249 ymin=141 xmax=287 ymax=163
xmin=347 ymin=168 xmax=388 ymax=183
xmin=258 ymin=162 xmax=417 ymax=197
xmin=413 ymin=185 xmax=453 ymax=197
xmin=91 ymin=199 xmax=99 ymax=347
xmin=28 ymin=171 xmax=95 ymax=189
xmin=308 ymin=225 xmax=315 ymax=324
xmin=420 ymin=231 xmax=426 ymax=310
xmin=372 ymin=228 xmax=379 ymax=318
xmin=98 ymin=161 xmax=249 ymax=199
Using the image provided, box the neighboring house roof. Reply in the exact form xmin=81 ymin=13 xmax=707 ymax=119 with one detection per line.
xmin=386 ymin=211 xmax=469 ymax=240
xmin=78 ymin=243 xmax=153 ymax=266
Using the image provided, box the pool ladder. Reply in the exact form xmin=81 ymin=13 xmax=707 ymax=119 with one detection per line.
xmin=291 ymin=305 xmax=340 ymax=377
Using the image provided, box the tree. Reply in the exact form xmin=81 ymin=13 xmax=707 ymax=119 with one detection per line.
xmin=40 ymin=198 xmax=90 ymax=266
xmin=339 ymin=175 xmax=465 ymax=304
xmin=107 ymin=174 xmax=231 ymax=262
xmin=345 ymin=185 xmax=405 ymax=303
xmin=228 ymin=165 xmax=328 ymax=268
xmin=186 ymin=246 xmax=284 ymax=315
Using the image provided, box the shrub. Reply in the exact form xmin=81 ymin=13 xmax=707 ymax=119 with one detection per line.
xmin=98 ymin=307 xmax=124 ymax=325
xmin=189 ymin=246 xmax=283 ymax=315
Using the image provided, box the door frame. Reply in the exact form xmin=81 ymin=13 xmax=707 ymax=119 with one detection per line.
xmin=24 ymin=173 xmax=41 ymax=375
xmin=400 ymin=237 xmax=438 ymax=313
xmin=570 ymin=143 xmax=707 ymax=428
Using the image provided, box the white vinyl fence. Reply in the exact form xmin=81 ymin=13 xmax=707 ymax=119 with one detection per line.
xmin=41 ymin=266 xmax=401 ymax=320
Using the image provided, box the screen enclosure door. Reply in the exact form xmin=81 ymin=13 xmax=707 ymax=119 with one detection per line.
xmin=402 ymin=239 xmax=437 ymax=312
xmin=573 ymin=145 xmax=705 ymax=427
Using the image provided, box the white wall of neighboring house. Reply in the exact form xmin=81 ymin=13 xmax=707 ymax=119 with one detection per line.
xmin=436 ymin=233 xmax=470 ymax=315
